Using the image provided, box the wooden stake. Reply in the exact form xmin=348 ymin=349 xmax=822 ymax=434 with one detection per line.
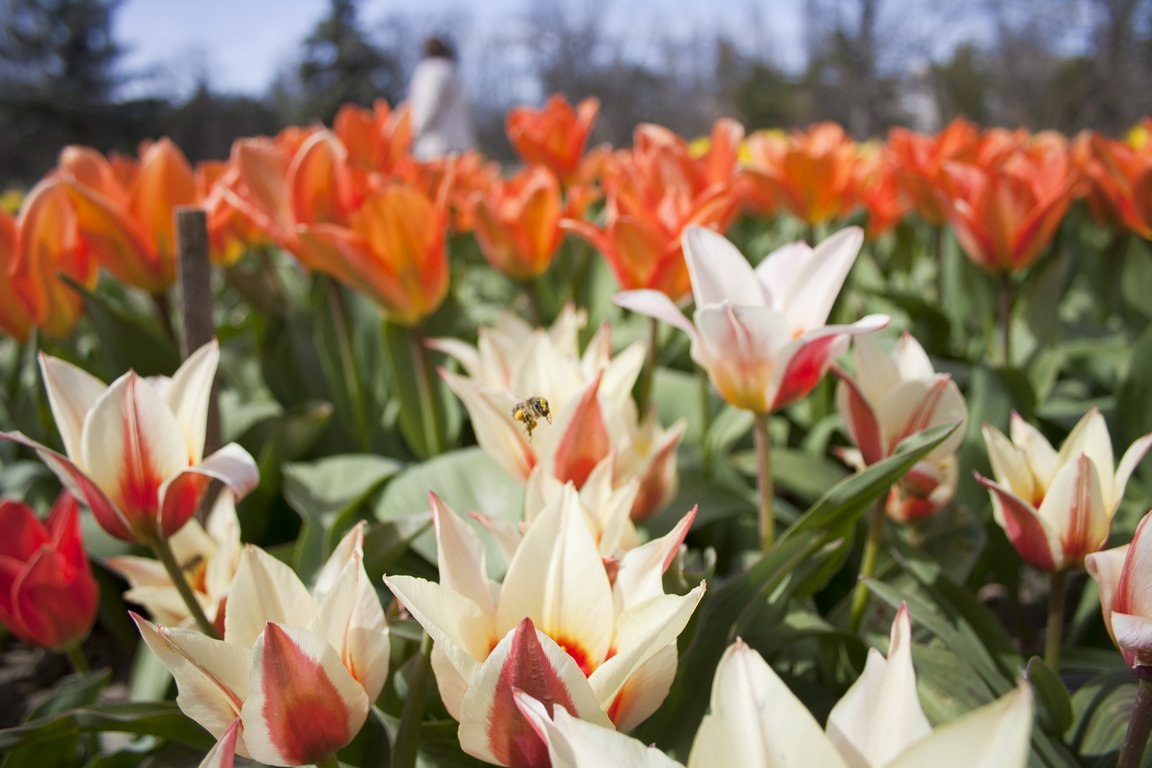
xmin=175 ymin=206 xmax=221 ymax=456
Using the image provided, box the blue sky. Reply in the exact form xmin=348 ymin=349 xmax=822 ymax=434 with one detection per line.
xmin=115 ymin=0 xmax=808 ymax=97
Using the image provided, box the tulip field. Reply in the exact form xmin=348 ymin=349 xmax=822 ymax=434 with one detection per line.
xmin=3 ymin=95 xmax=1152 ymax=767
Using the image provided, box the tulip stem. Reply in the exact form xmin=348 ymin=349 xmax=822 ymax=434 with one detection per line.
xmin=697 ymin=367 xmax=713 ymax=477
xmin=151 ymin=535 xmax=219 ymax=638
xmin=521 ymin=278 xmax=544 ymax=326
xmin=392 ymin=633 xmax=433 ymax=768
xmin=998 ymin=274 xmax=1014 ymax=367
xmin=409 ymin=325 xmax=447 ymax=457
xmin=849 ymin=497 xmax=886 ymax=633
xmin=64 ymin=644 xmax=90 ymax=674
xmin=314 ymin=756 xmax=341 ymax=768
xmin=1044 ymin=569 xmax=1068 ymax=671
xmin=636 ymin=318 xmax=661 ymax=416
xmin=753 ymin=412 xmax=775 ymax=553
xmin=150 ymin=291 xmax=178 ymax=347
xmin=324 ymin=277 xmax=370 ymax=451
xmin=1119 ymin=678 xmax=1152 ymax=768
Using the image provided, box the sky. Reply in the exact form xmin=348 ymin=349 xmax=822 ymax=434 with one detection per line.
xmin=115 ymin=0 xmax=808 ymax=98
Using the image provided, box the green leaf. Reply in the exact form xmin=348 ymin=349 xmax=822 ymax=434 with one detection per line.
xmin=382 ymin=321 xmax=459 ymax=460
xmin=25 ymin=670 xmax=110 ymax=720
xmin=283 ymin=453 xmax=403 ymax=581
xmin=1027 ymin=656 xmax=1074 ymax=735
xmin=374 ymin=447 xmax=523 ymax=570
xmin=63 ymin=278 xmax=180 ymax=377
xmin=1069 ymin=672 xmax=1135 ymax=757
xmin=0 ymin=702 xmax=211 ymax=753
xmin=780 ymin=422 xmax=960 ymax=543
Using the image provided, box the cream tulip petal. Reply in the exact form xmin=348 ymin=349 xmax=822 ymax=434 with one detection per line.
xmin=458 ymin=619 xmax=612 ymax=767
xmin=754 ymin=241 xmax=810 ymax=310
xmin=613 ymin=290 xmax=697 ymax=339
xmin=1119 ymin=512 xmax=1152 ymax=617
xmin=430 ymin=643 xmax=470 ymax=721
xmin=606 ymin=642 xmax=678 ymax=732
xmin=132 ymin=613 xmax=250 ymax=740
xmin=242 ymin=623 xmax=368 ymax=767
xmin=1055 ymin=408 xmax=1113 ymax=483
xmin=891 ymin=333 xmax=936 ymax=380
xmin=432 ymin=493 xmax=498 ymax=616
xmin=1112 ymin=613 xmax=1152 ymax=661
xmin=598 ymin=340 xmax=647 ymax=413
xmin=851 ymin=334 xmax=899 ymax=407
xmin=614 ymin=508 xmax=697 ymax=610
xmin=687 ymin=640 xmax=847 ymax=768
xmin=312 ymin=521 xmax=364 ymax=600
xmin=225 ymin=545 xmax=314 ymax=649
xmin=38 ymin=353 xmax=107 ymax=462
xmin=104 ymin=554 xmax=171 ymax=589
xmin=426 ymin=336 xmax=482 ymax=379
xmin=123 ymin=584 xmax=205 ymax=627
xmin=198 ymin=718 xmax=241 ymax=768
xmin=440 ymin=368 xmax=535 ymax=480
xmin=1086 ymin=543 xmax=1128 ymax=643
xmin=80 ymin=371 xmax=190 ymax=519
xmin=877 ymin=377 xmax=967 ymax=459
xmin=888 ymin=683 xmax=1033 ymax=768
xmin=982 ymin=425 xmax=1036 ymax=502
xmin=682 ymin=225 xmax=765 ymax=308
xmin=778 ymin=226 xmax=864 ymax=333
xmin=1008 ymin=413 xmax=1058 ymax=487
xmin=826 ymin=605 xmax=930 ymax=768
xmin=835 ymin=375 xmax=886 ymax=467
xmin=498 ymin=485 xmax=615 ymax=668
xmin=310 ymin=555 xmax=391 ymax=704
xmin=1036 ymin=455 xmax=1107 ymax=563
xmin=1113 ymin=434 xmax=1152 ymax=513
xmin=383 ymin=575 xmax=491 ymax=677
xmin=589 ymin=585 xmax=706 ymax=713
xmin=164 ymin=340 xmax=219 ymax=464
xmin=513 ymin=692 xmax=684 ymax=768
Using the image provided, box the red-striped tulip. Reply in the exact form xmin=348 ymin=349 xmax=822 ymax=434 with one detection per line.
xmin=133 ymin=524 xmax=389 ymax=766
xmin=384 ymin=489 xmax=703 ymax=764
xmin=0 ymin=492 xmax=98 ymax=650
xmin=977 ymin=409 xmax=1152 ymax=571
xmin=1087 ymin=510 xmax=1152 ymax=675
xmin=835 ymin=334 xmax=967 ymax=521
xmin=2 ymin=341 xmax=259 ymax=545
xmin=616 ymin=226 xmax=888 ymax=414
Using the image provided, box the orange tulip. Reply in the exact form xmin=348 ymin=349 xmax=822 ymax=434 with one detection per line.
xmin=565 ymin=119 xmax=742 ymax=300
xmin=852 ymin=144 xmax=909 ymax=239
xmin=332 ymin=99 xmax=413 ymax=180
xmin=888 ymin=119 xmax=981 ymax=225
xmin=57 ymin=139 xmax=197 ymax=293
xmin=1081 ymin=132 xmax=1152 ymax=238
xmin=0 ymin=181 xmax=99 ymax=340
xmin=472 ymin=166 xmax=565 ymax=280
xmin=507 ymin=95 xmax=600 ymax=183
xmin=941 ymin=140 xmax=1076 ymax=275
xmin=738 ymin=122 xmax=856 ymax=225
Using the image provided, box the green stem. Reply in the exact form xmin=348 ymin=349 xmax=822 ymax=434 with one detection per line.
xmin=932 ymin=224 xmax=944 ymax=301
xmin=324 ymin=278 xmax=370 ymax=451
xmin=849 ymin=498 xmax=886 ymax=633
xmin=392 ymin=633 xmax=433 ymax=768
xmin=753 ymin=412 xmax=775 ymax=553
xmin=998 ymin=274 xmax=1014 ymax=367
xmin=1119 ymin=678 xmax=1152 ymax=768
xmin=314 ymin=755 xmax=341 ymax=768
xmin=1044 ymin=569 xmax=1068 ymax=671
xmin=152 ymin=535 xmax=219 ymax=638
xmin=409 ymin=325 xmax=447 ymax=457
xmin=636 ymin=317 xmax=660 ymax=416
xmin=64 ymin=643 xmax=90 ymax=674
xmin=522 ymin=278 xmax=544 ymax=326
xmin=150 ymin=291 xmax=178 ymax=347
xmin=697 ymin=367 xmax=713 ymax=478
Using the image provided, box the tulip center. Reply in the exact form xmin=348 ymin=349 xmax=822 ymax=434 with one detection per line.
xmin=551 ymin=634 xmax=598 ymax=677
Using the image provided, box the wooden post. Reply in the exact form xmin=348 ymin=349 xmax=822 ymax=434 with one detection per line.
xmin=175 ymin=206 xmax=221 ymax=456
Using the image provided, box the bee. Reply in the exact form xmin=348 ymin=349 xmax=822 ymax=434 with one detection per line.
xmin=511 ymin=396 xmax=552 ymax=441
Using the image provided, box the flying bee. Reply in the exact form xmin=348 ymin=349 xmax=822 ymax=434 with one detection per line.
xmin=511 ymin=396 xmax=552 ymax=441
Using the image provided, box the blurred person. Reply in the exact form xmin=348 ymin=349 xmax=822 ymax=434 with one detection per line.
xmin=409 ymin=36 xmax=475 ymax=159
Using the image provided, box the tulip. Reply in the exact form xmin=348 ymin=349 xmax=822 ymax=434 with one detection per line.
xmin=472 ymin=165 xmax=565 ymax=280
xmin=514 ymin=606 xmax=1034 ymax=768
xmin=564 ymin=120 xmax=742 ymax=301
xmin=836 ymin=333 xmax=967 ymax=520
xmin=1081 ymin=132 xmax=1152 ymax=238
xmin=1087 ymin=509 xmax=1152 ymax=674
xmin=506 ymin=95 xmax=600 ymax=183
xmin=887 ymin=119 xmax=981 ymax=226
xmin=738 ymin=122 xmax=857 ymax=226
xmin=57 ymin=139 xmax=197 ymax=293
xmin=133 ymin=523 xmax=389 ymax=767
xmin=383 ymin=487 xmax=704 ymax=764
xmin=0 ymin=181 xmax=100 ymax=340
xmin=977 ymin=409 xmax=1152 ymax=573
xmin=106 ymin=491 xmax=242 ymax=633
xmin=852 ymin=144 xmax=910 ymax=239
xmin=2 ymin=340 xmax=259 ymax=546
xmin=0 ymin=492 xmax=98 ymax=652
xmin=430 ymin=305 xmax=685 ymax=520
xmin=617 ymin=226 xmax=887 ymax=416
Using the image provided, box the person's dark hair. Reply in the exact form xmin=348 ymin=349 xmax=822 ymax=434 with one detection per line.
xmin=424 ymin=36 xmax=455 ymax=60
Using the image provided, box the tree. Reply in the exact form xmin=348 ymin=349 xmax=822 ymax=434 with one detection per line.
xmin=295 ymin=0 xmax=401 ymax=123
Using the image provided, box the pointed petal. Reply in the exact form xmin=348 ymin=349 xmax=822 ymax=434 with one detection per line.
xmin=983 ymin=422 xmax=1037 ymax=501
xmin=613 ymin=290 xmax=697 ymax=339
xmin=835 ymin=374 xmax=885 ymax=466
xmin=614 ymin=507 xmax=697 ymax=610
xmin=165 ymin=340 xmax=220 ymax=464
xmin=225 ymin=546 xmax=314 ymax=649
xmin=38 ymin=354 xmax=106 ymax=462
xmin=158 ymin=443 xmax=259 ymax=540
xmin=132 ymin=613 xmax=250 ymax=740
xmin=433 ymin=494 xmax=498 ymax=616
xmin=878 ymin=376 xmax=967 ymax=460
xmin=441 ymin=368 xmax=535 ymax=480
xmin=552 ymin=371 xmax=612 ymax=489
xmin=1037 ymin=455 xmax=1107 ymax=565
xmin=682 ymin=226 xmax=764 ymax=308
xmin=241 ymin=623 xmax=368 ymax=766
xmin=1055 ymin=408 xmax=1113 ymax=485
xmin=458 ymin=618 xmax=611 ymax=767
xmin=1008 ymin=413 xmax=1059 ymax=487
xmin=198 ymin=718 xmax=241 ymax=768
xmin=826 ymin=604 xmax=930 ymax=767
xmin=889 ymin=683 xmax=1033 ymax=768
xmin=975 ymin=473 xmax=1061 ymax=571
xmin=1117 ymin=511 xmax=1152 ymax=619
xmin=383 ymin=574 xmax=491 ymax=679
xmin=1086 ymin=542 xmax=1129 ymax=646
xmin=687 ymin=640 xmax=847 ymax=768
xmin=779 ymin=226 xmax=864 ymax=332
xmin=1113 ymin=433 xmax=1152 ymax=513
